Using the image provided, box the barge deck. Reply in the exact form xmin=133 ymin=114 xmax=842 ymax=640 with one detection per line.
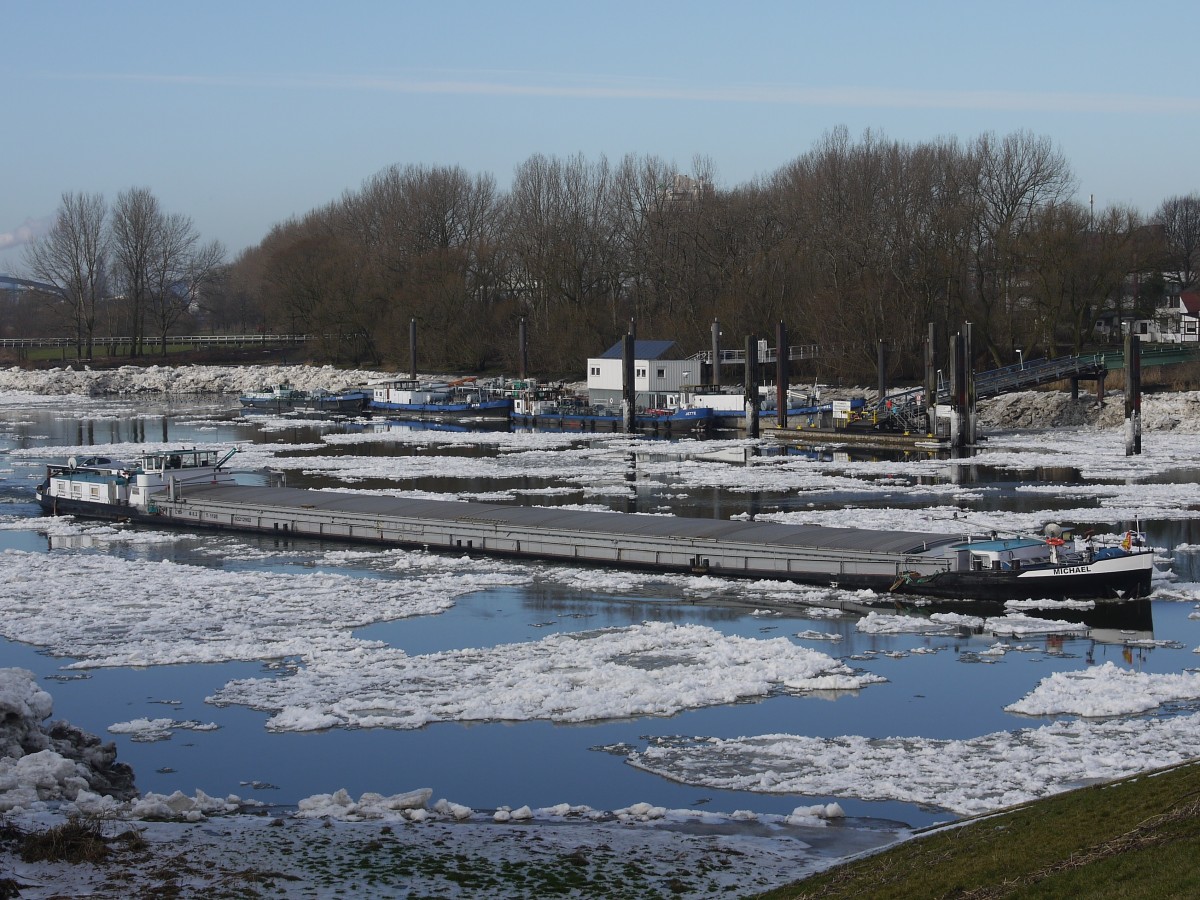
xmin=149 ymin=482 xmax=960 ymax=588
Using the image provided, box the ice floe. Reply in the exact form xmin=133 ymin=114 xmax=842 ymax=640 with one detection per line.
xmin=627 ymin=713 xmax=1200 ymax=816
xmin=1005 ymin=661 xmax=1200 ymax=717
xmin=208 ymin=621 xmax=884 ymax=731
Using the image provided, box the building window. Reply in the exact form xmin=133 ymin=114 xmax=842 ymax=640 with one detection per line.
xmin=590 ymin=366 xmax=600 ymax=376
xmin=656 ymin=368 xmax=666 ymax=379
xmin=636 ymin=368 xmax=647 ymax=378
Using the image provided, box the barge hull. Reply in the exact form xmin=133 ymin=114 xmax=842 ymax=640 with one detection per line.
xmin=38 ymin=482 xmax=1152 ymax=603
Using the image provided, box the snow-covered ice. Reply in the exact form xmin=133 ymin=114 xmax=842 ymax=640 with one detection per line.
xmin=208 ymin=621 xmax=883 ymax=732
xmin=6 ymin=369 xmax=1200 ymax=894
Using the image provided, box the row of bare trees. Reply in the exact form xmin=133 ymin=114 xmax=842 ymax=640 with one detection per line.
xmin=21 ymin=130 xmax=1200 ymax=379
xmin=23 ymin=188 xmax=224 ymax=357
xmin=225 ymin=129 xmax=1197 ymax=379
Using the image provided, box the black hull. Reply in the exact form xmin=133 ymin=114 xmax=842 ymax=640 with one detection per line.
xmin=892 ymin=567 xmax=1153 ymax=604
xmin=37 ymin=495 xmax=138 ymax=521
xmin=240 ymin=400 xmax=366 ymax=414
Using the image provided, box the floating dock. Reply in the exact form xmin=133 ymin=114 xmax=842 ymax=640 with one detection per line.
xmin=152 ymin=482 xmax=962 ymax=587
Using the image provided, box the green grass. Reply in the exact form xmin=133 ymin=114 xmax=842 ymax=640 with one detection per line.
xmin=755 ymin=760 xmax=1200 ymax=899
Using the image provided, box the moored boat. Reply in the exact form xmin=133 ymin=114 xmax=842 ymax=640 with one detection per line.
xmin=239 ymin=384 xmax=369 ymax=415
xmin=35 ymin=447 xmax=240 ymax=519
xmin=508 ymin=379 xmax=713 ymax=433
xmin=369 ymin=378 xmax=512 ymax=421
xmin=35 ymin=449 xmax=1154 ymax=604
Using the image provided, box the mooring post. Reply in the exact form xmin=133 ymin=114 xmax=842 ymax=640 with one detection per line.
xmin=776 ymin=320 xmax=789 ymax=429
xmin=964 ymin=322 xmax=977 ymax=445
xmin=949 ymin=332 xmax=966 ymax=450
xmin=744 ymin=335 xmax=760 ymax=439
xmin=711 ymin=320 xmax=721 ymax=387
xmin=518 ymin=316 xmax=528 ymax=381
xmin=409 ymin=318 xmax=418 ymax=379
xmin=877 ymin=339 xmax=887 ymax=418
xmin=622 ymin=332 xmax=636 ymax=433
xmin=924 ymin=322 xmax=937 ymax=436
xmin=1125 ymin=332 xmax=1141 ymax=455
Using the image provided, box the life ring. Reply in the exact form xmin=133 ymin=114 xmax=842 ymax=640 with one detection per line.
xmin=1047 ymin=537 xmax=1065 ymax=546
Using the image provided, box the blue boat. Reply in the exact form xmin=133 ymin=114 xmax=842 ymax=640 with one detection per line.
xmin=509 ymin=386 xmax=713 ymax=433
xmin=368 ymin=378 xmax=512 ymax=422
xmin=240 ymin=384 xmax=370 ymax=415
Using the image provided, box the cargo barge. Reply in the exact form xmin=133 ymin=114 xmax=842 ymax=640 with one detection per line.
xmin=35 ymin=447 xmax=1155 ymax=604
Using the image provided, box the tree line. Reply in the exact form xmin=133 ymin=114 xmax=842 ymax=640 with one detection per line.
xmin=20 ymin=129 xmax=1200 ymax=380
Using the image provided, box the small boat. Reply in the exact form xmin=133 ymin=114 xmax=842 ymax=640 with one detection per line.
xmin=35 ymin=448 xmax=240 ymax=518
xmin=508 ymin=380 xmax=713 ymax=433
xmin=239 ymin=384 xmax=369 ymax=415
xmin=291 ymin=388 xmax=372 ymax=415
xmin=682 ymin=387 xmax=865 ymax=429
xmin=368 ymin=378 xmax=512 ymax=421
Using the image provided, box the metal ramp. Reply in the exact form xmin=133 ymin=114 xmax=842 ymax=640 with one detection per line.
xmin=870 ymin=354 xmax=1110 ymax=432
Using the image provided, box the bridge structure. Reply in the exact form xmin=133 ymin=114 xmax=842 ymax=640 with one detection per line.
xmin=690 ymin=342 xmax=821 ymax=367
xmin=876 ymin=346 xmax=1200 ymax=433
xmin=692 ymin=336 xmax=1200 ymax=435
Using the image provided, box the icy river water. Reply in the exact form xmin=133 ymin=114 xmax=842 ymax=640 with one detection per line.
xmin=4 ymin=390 xmax=1200 ymax=846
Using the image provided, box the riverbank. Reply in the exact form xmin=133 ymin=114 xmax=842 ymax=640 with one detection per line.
xmin=5 ymin=361 xmax=1200 ymax=433
xmin=758 ymin=758 xmax=1200 ymax=899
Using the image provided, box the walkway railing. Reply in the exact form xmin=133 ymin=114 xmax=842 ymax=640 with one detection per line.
xmin=0 ymin=334 xmax=310 ymax=350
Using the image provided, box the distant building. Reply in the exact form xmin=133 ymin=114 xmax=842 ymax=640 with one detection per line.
xmin=660 ymin=174 xmax=714 ymax=205
xmin=586 ymin=339 xmax=697 ymax=409
xmin=1122 ymin=291 xmax=1200 ymax=343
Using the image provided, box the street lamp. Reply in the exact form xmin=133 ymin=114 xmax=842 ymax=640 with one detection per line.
xmin=1016 ymin=349 xmax=1024 ymax=370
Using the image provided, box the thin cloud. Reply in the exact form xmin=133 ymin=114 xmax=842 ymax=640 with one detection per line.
xmin=58 ymin=70 xmax=1200 ymax=115
xmin=0 ymin=216 xmax=52 ymax=252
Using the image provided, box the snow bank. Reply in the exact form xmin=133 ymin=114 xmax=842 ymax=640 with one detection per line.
xmin=979 ymin=389 xmax=1200 ymax=431
xmin=0 ymin=668 xmax=136 ymax=812
xmin=0 ymin=364 xmax=391 ymax=396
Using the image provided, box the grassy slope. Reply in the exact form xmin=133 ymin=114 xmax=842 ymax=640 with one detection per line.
xmin=756 ymin=760 xmax=1200 ymax=900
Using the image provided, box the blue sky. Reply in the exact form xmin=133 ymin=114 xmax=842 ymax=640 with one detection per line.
xmin=3 ymin=0 xmax=1198 ymax=269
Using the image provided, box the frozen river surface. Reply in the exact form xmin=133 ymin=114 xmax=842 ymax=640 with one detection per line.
xmin=4 ymin=375 xmax=1200 ymax=894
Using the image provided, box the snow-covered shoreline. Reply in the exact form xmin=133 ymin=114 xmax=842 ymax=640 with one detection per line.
xmin=4 ymin=362 xmax=1198 ymax=433
xmin=0 ymin=363 xmax=393 ymax=398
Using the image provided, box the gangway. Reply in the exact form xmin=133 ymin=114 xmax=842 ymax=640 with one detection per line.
xmin=871 ymin=354 xmax=1111 ymax=432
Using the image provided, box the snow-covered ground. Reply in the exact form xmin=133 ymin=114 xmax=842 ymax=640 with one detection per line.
xmin=4 ymin=365 xmax=1200 ymax=896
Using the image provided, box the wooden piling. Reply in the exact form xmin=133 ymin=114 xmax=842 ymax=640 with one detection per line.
xmin=776 ymin=320 xmax=789 ymax=429
xmin=745 ymin=335 xmax=760 ymax=438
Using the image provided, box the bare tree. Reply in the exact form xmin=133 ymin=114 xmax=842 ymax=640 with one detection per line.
xmin=111 ymin=188 xmax=225 ymax=355
xmin=147 ymin=220 xmax=225 ymax=353
xmin=504 ymin=153 xmax=623 ymax=368
xmin=1155 ymin=193 xmax=1200 ymax=290
xmin=110 ymin=187 xmax=160 ymax=357
xmin=969 ymin=131 xmax=1076 ymax=366
xmin=23 ymin=191 xmax=108 ymax=357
